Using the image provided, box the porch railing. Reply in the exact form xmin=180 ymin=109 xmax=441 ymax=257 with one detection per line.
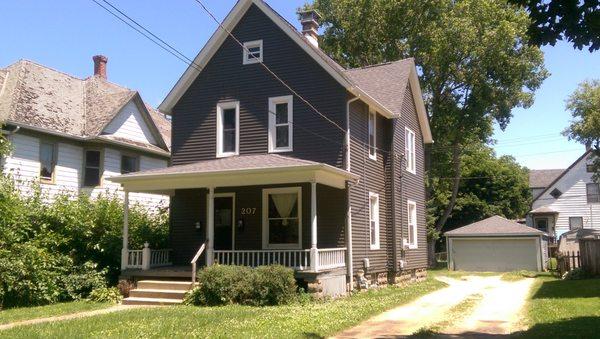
xmin=213 ymin=248 xmax=346 ymax=272
xmin=124 ymin=243 xmax=172 ymax=270
xmin=150 ymin=249 xmax=172 ymax=268
xmin=126 ymin=249 xmax=144 ymax=269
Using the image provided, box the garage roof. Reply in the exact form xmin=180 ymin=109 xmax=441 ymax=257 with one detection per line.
xmin=445 ymin=216 xmax=544 ymax=237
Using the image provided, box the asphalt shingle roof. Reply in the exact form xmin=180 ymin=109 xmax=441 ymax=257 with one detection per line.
xmin=529 ymin=169 xmax=564 ymax=188
xmin=445 ymin=216 xmax=544 ymax=236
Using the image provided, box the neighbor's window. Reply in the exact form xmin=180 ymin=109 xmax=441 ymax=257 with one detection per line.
xmin=243 ymin=40 xmax=263 ymax=65
xmin=405 ymin=127 xmax=416 ymax=173
xmin=83 ymin=150 xmax=101 ymax=187
xmin=268 ymin=96 xmax=293 ymax=152
xmin=121 ymin=154 xmax=139 ymax=174
xmin=550 ymin=188 xmax=562 ymax=199
xmin=586 ymin=183 xmax=600 ymax=203
xmin=569 ymin=217 xmax=583 ymax=230
xmin=263 ymin=187 xmax=301 ymax=249
xmin=39 ymin=141 xmax=57 ymax=182
xmin=368 ymin=110 xmax=376 ymax=160
xmin=535 ymin=218 xmax=548 ymax=233
xmin=369 ymin=192 xmax=380 ymax=250
xmin=216 ymin=101 xmax=239 ymax=157
xmin=407 ymin=200 xmax=418 ymax=248
xmin=587 ymin=164 xmax=595 ymax=173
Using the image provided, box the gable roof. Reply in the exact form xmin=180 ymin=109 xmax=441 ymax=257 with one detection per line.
xmin=532 ymin=149 xmax=593 ymax=202
xmin=158 ymin=0 xmax=432 ymax=143
xmin=0 ymin=59 xmax=171 ymax=154
xmin=529 ymin=169 xmax=564 ymax=189
xmin=445 ymin=215 xmax=544 ymax=237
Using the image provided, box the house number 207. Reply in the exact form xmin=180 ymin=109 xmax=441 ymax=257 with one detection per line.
xmin=241 ymin=208 xmax=256 ymax=215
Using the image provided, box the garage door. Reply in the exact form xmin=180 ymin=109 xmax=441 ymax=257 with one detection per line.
xmin=451 ymin=238 xmax=539 ymax=272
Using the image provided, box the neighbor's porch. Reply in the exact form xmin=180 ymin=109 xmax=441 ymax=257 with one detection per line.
xmin=110 ymin=155 xmax=359 ymax=280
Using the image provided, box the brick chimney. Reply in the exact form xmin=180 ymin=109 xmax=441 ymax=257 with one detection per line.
xmin=299 ymin=9 xmax=321 ymax=48
xmin=93 ymin=55 xmax=108 ymax=79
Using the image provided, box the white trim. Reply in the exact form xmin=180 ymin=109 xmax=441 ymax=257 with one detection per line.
xmin=368 ymin=109 xmax=377 ymax=161
xmin=407 ymin=200 xmax=418 ymax=249
xmin=268 ymin=95 xmax=293 ymax=153
xmin=369 ymin=192 xmax=380 ymax=250
xmin=213 ymin=193 xmax=236 ymax=251
xmin=242 ymin=40 xmax=263 ymax=65
xmin=262 ymin=186 xmax=302 ymax=249
xmin=405 ymin=127 xmax=416 ymax=174
xmin=216 ymin=101 xmax=240 ymax=158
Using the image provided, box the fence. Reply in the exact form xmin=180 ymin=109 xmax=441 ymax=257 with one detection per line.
xmin=580 ymin=239 xmax=600 ymax=276
xmin=557 ymin=251 xmax=580 ymax=276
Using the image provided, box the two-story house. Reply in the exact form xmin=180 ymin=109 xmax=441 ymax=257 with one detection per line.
xmin=112 ymin=0 xmax=432 ymax=298
xmin=527 ymin=149 xmax=600 ymax=240
xmin=0 ymin=56 xmax=171 ymax=208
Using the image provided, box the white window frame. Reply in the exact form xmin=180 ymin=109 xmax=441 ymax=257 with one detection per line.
xmin=405 ymin=127 xmax=416 ymax=174
xmin=406 ymin=200 xmax=418 ymax=249
xmin=243 ymin=40 xmax=263 ymax=65
xmin=216 ymin=101 xmax=240 ymax=158
xmin=368 ymin=109 xmax=377 ymax=160
xmin=369 ymin=192 xmax=380 ymax=250
xmin=262 ymin=187 xmax=302 ymax=250
xmin=268 ymin=95 xmax=293 ymax=153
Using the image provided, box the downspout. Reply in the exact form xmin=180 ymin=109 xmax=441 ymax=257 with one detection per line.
xmin=390 ymin=120 xmax=399 ymax=277
xmin=345 ymin=97 xmax=359 ymax=291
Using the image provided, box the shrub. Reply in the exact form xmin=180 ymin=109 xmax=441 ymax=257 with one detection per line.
xmin=563 ymin=267 xmax=590 ymax=280
xmin=185 ymin=265 xmax=297 ymax=306
xmin=88 ymin=287 xmax=123 ymax=304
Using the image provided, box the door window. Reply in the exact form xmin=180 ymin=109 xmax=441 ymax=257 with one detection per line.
xmin=214 ymin=196 xmax=234 ymax=251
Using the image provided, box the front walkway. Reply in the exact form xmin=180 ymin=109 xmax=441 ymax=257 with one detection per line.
xmin=333 ymin=275 xmax=535 ymax=338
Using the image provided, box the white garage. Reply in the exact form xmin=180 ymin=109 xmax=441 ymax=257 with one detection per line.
xmin=445 ymin=216 xmax=547 ymax=272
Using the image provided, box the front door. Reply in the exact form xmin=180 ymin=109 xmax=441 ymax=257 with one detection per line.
xmin=214 ymin=195 xmax=234 ymax=250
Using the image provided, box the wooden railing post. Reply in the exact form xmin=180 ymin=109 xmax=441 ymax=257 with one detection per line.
xmin=142 ymin=242 xmax=151 ymax=270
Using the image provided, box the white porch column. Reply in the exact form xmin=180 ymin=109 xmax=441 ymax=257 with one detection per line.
xmin=310 ymin=181 xmax=319 ymax=271
xmin=207 ymin=187 xmax=215 ymax=266
xmin=121 ymin=190 xmax=130 ymax=270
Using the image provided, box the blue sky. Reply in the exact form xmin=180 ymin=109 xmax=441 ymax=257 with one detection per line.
xmin=2 ymin=0 xmax=598 ymax=170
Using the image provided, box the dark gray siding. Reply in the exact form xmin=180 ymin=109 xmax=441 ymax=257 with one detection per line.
xmin=171 ymin=4 xmax=346 ymax=167
xmin=348 ymin=99 xmax=393 ymax=274
xmin=170 ymin=189 xmax=207 ymax=265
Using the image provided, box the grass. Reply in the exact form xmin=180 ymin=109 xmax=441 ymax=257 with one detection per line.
xmin=0 ymin=278 xmax=445 ymax=338
xmin=0 ymin=301 xmax=110 ymax=325
xmin=517 ymin=275 xmax=600 ymax=338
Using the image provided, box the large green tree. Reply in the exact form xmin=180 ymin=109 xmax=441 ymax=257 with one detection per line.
xmin=312 ymin=0 xmax=547 ymax=264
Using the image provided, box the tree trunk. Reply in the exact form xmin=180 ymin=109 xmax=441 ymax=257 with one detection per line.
xmin=427 ymin=238 xmax=437 ymax=268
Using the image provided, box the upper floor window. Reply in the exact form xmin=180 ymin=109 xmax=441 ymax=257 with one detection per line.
xmin=216 ymin=101 xmax=240 ymax=158
xmin=368 ymin=110 xmax=376 ymax=160
xmin=586 ymin=183 xmax=599 ymax=203
xmin=369 ymin=192 xmax=380 ymax=250
xmin=535 ymin=218 xmax=548 ymax=233
xmin=121 ymin=154 xmax=139 ymax=174
xmin=550 ymin=188 xmax=562 ymax=199
xmin=84 ymin=149 xmax=102 ymax=187
xmin=243 ymin=40 xmax=263 ymax=65
xmin=407 ymin=200 xmax=418 ymax=249
xmin=587 ymin=164 xmax=595 ymax=173
xmin=569 ymin=217 xmax=583 ymax=230
xmin=39 ymin=141 xmax=56 ymax=182
xmin=405 ymin=127 xmax=416 ymax=174
xmin=268 ymin=96 xmax=293 ymax=152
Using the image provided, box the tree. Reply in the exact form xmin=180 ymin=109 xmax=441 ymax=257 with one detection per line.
xmin=509 ymin=0 xmax=600 ymax=52
xmin=312 ymin=0 xmax=548 ymax=264
xmin=428 ymin=145 xmax=531 ymax=235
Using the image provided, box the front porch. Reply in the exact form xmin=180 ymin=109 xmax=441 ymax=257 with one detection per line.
xmin=112 ymin=154 xmax=358 ymax=283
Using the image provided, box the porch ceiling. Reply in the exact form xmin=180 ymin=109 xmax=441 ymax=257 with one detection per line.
xmin=108 ymin=154 xmax=359 ymax=194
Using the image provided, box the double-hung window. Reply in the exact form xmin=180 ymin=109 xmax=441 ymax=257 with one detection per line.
xmin=121 ymin=154 xmax=139 ymax=174
xmin=83 ymin=150 xmax=102 ymax=187
xmin=369 ymin=192 xmax=380 ymax=250
xmin=263 ymin=187 xmax=301 ymax=249
xmin=407 ymin=200 xmax=418 ymax=249
xmin=586 ymin=183 xmax=600 ymax=203
xmin=368 ymin=110 xmax=376 ymax=160
xmin=405 ymin=127 xmax=416 ymax=174
xmin=39 ymin=141 xmax=57 ymax=182
xmin=569 ymin=217 xmax=583 ymax=230
xmin=216 ymin=101 xmax=240 ymax=157
xmin=268 ymin=96 xmax=293 ymax=152
xmin=243 ymin=40 xmax=263 ymax=65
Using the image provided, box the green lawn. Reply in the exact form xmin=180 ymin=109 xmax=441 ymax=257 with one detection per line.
xmin=0 ymin=301 xmax=110 ymax=325
xmin=518 ymin=276 xmax=600 ymax=338
xmin=0 ymin=278 xmax=445 ymax=338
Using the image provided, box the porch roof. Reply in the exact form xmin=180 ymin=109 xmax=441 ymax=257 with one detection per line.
xmin=109 ymin=154 xmax=359 ymax=193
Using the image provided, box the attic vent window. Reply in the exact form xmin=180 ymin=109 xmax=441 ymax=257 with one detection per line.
xmin=243 ymin=40 xmax=263 ymax=65
xmin=550 ymin=188 xmax=562 ymax=199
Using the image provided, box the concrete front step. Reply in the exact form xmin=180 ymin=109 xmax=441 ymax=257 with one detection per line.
xmin=129 ymin=289 xmax=188 ymax=300
xmin=136 ymin=280 xmax=193 ymax=291
xmin=122 ymin=296 xmax=184 ymax=306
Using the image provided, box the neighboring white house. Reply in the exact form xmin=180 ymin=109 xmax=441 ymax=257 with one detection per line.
xmin=527 ymin=150 xmax=600 ymax=238
xmin=0 ymin=56 xmax=171 ymax=208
